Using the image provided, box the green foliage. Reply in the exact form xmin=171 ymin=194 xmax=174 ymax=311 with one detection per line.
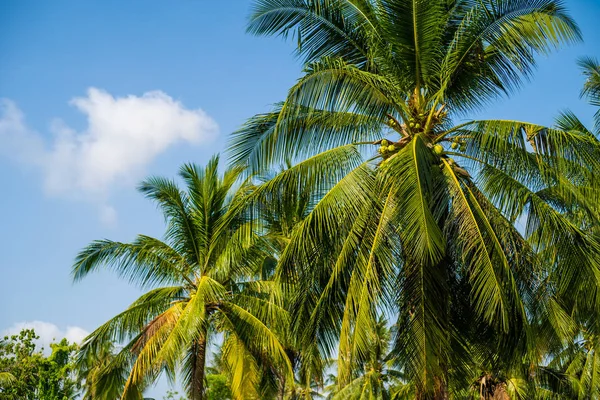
xmin=0 ymin=329 xmax=39 ymax=398
xmin=206 ymin=374 xmax=231 ymax=400
xmin=327 ymin=316 xmax=411 ymax=400
xmin=0 ymin=329 xmax=80 ymax=400
xmin=163 ymin=389 xmax=187 ymax=400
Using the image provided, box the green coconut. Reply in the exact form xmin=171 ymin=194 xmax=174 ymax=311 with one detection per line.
xmin=433 ymin=144 xmax=444 ymax=155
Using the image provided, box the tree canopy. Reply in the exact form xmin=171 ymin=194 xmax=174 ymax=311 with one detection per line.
xmin=0 ymin=329 xmax=80 ymax=400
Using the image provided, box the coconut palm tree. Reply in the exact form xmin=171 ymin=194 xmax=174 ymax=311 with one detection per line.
xmin=327 ymin=316 xmax=411 ymax=400
xmin=460 ymin=56 xmax=600 ymax=400
xmin=77 ymin=341 xmax=142 ymax=400
xmin=230 ymin=1 xmax=600 ymax=398
xmin=532 ymin=57 xmax=600 ymax=400
xmin=73 ymin=156 xmax=292 ymax=400
xmin=544 ymin=333 xmax=600 ymax=400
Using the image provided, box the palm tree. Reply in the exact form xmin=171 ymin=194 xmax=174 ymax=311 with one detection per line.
xmin=230 ymin=1 xmax=600 ymax=398
xmin=459 ymin=57 xmax=600 ymax=400
xmin=533 ymin=57 xmax=600 ymax=400
xmin=73 ymin=156 xmax=292 ymax=400
xmin=545 ymin=333 xmax=600 ymax=400
xmin=327 ymin=316 xmax=411 ymax=400
xmin=77 ymin=342 xmax=140 ymax=400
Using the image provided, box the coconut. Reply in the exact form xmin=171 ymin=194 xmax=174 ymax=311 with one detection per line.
xmin=381 ymin=139 xmax=389 ymax=146
xmin=433 ymin=144 xmax=444 ymax=155
xmin=388 ymin=145 xmax=396 ymax=152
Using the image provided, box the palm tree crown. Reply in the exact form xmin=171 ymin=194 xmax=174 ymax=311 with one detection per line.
xmin=229 ymin=1 xmax=600 ymax=398
xmin=73 ymin=156 xmax=292 ymax=400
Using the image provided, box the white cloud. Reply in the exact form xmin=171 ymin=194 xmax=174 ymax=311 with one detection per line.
xmin=2 ymin=321 xmax=90 ymax=352
xmin=0 ymin=88 xmax=218 ymax=223
xmin=0 ymin=99 xmax=46 ymax=165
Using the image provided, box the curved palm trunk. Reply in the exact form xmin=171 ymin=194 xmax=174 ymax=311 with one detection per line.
xmin=190 ymin=325 xmax=209 ymax=400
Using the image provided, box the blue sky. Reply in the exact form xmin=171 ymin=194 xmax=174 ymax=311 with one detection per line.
xmin=1 ymin=0 xmax=599 ymax=397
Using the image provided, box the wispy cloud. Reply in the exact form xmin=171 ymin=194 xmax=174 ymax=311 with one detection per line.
xmin=0 ymin=88 xmax=218 ymax=224
xmin=2 ymin=321 xmax=89 ymax=352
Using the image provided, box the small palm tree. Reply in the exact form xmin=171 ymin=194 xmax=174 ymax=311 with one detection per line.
xmin=0 ymin=372 xmax=16 ymax=388
xmin=230 ymin=1 xmax=600 ymax=398
xmin=77 ymin=342 xmax=138 ymax=400
xmin=328 ymin=316 xmax=410 ymax=400
xmin=73 ymin=156 xmax=292 ymax=400
xmin=550 ymin=334 xmax=600 ymax=399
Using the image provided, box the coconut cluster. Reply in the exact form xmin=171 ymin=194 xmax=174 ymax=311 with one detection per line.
xmin=450 ymin=137 xmax=467 ymax=152
xmin=405 ymin=106 xmax=447 ymax=134
xmin=407 ymin=114 xmax=425 ymax=131
xmin=378 ymin=139 xmax=397 ymax=157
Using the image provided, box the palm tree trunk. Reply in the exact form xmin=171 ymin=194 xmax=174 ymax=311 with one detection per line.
xmin=434 ymin=376 xmax=449 ymax=400
xmin=190 ymin=325 xmax=209 ymax=400
xmin=276 ymin=373 xmax=286 ymax=400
